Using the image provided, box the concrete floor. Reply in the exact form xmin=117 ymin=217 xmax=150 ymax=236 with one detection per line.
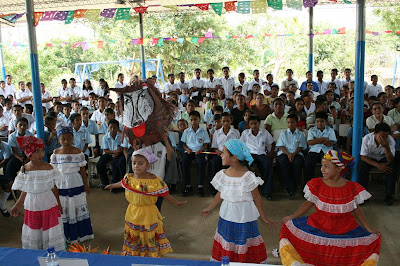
xmin=1 ymin=177 xmax=399 ymax=265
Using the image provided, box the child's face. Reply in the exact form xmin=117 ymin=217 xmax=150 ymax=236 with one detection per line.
xmin=108 ymin=123 xmax=119 ymax=136
xmin=295 ymin=101 xmax=304 ymax=111
xmin=70 ymin=80 xmax=76 ymax=88
xmin=244 ymin=111 xmax=251 ymax=122
xmin=306 ymin=83 xmax=313 ymax=91
xmin=98 ymin=99 xmax=106 ymax=109
xmin=73 ymin=103 xmax=80 ymax=111
xmin=288 ymin=93 xmax=295 ymax=101
xmin=214 ymin=119 xmax=222 ymax=130
xmin=19 ymin=82 xmax=25 ymax=90
xmin=255 ymin=94 xmax=264 ymax=104
xmin=349 ymin=99 xmax=354 ymax=109
xmin=210 ymin=101 xmax=217 ymax=110
xmin=63 ymin=107 xmax=71 ymax=116
xmin=168 ymin=75 xmax=175 ymax=83
xmin=391 ymin=124 xmax=399 ymax=132
xmin=61 ymin=81 xmax=67 ymax=88
xmin=202 ymin=97 xmax=208 ymax=103
xmin=182 ymin=89 xmax=188 ymax=95
xmin=17 ymin=121 xmax=28 ymax=135
xmin=223 ymin=69 xmax=229 ymax=77
xmin=132 ymin=155 xmax=150 ymax=174
xmin=13 ymin=107 xmax=22 ymax=118
xmin=108 ymin=103 xmax=115 ymax=110
xmin=372 ymin=76 xmax=378 ymax=84
xmin=321 ymin=159 xmax=342 ymax=180
xmin=326 ymin=93 xmax=334 ymax=102
xmin=189 ymin=115 xmax=200 ymax=127
xmin=271 ymin=87 xmax=278 ymax=97
xmin=317 ymin=102 xmax=328 ymax=112
xmin=99 ymin=80 xmax=105 ymax=88
xmin=274 ymin=101 xmax=284 ymax=114
xmin=253 ymin=86 xmax=260 ymax=93
xmin=187 ymin=102 xmax=195 ymax=112
xmin=226 ymin=101 xmax=234 ymax=110
xmin=54 ymin=105 xmax=62 ymax=114
xmin=207 ymin=72 xmax=214 ymax=78
xmin=316 ymin=118 xmax=327 ymax=130
xmin=30 ymin=148 xmax=45 ymax=161
xmin=238 ymin=75 xmax=244 ymax=82
xmin=210 ymin=92 xmax=217 ymax=99
xmin=379 ymin=94 xmax=388 ymax=104
xmin=388 ymin=100 xmax=394 ymax=110
xmin=81 ymin=110 xmax=89 ymax=121
xmin=105 ymin=112 xmax=115 ymax=121
xmin=267 ymin=75 xmax=273 ymax=83
xmin=72 ymin=116 xmax=82 ymax=128
xmin=89 ymin=95 xmax=96 ymax=103
xmin=221 ymin=116 xmax=232 ymax=128
xmin=178 ymin=121 xmax=188 ymax=132
xmin=24 ymin=106 xmax=31 ymax=114
xmin=249 ymin=120 xmax=260 ymax=131
xmin=59 ymin=133 xmax=73 ymax=147
xmin=236 ymin=96 xmax=245 ymax=106
xmin=5 ymin=102 xmax=12 ymax=110
xmin=46 ymin=120 xmax=56 ymax=131
xmin=372 ymin=104 xmax=383 ymax=116
xmin=287 ymin=118 xmax=297 ymax=131
xmin=221 ymin=146 xmax=234 ymax=166
xmin=0 ymin=82 xmax=5 ymax=89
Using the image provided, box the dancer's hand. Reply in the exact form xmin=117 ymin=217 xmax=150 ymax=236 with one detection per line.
xmin=262 ymin=217 xmax=278 ymax=228
xmin=283 ymin=216 xmax=293 ymax=223
xmin=367 ymin=228 xmax=380 ymax=235
xmin=104 ymin=184 xmax=114 ymax=191
xmin=174 ymin=200 xmax=187 ymax=207
xmin=10 ymin=205 xmax=20 ymax=217
xmin=201 ymin=208 xmax=212 ymax=218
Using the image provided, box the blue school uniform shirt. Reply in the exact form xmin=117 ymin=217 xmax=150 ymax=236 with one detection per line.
xmin=203 ymin=109 xmax=214 ymax=124
xmin=101 ymin=132 xmax=122 ymax=151
xmin=168 ymin=132 xmax=177 ymax=148
xmin=307 ymin=126 xmax=337 ymax=154
xmin=44 ymin=130 xmax=60 ymax=155
xmin=0 ymin=141 xmax=12 ymax=160
xmin=8 ymin=130 xmax=34 ymax=156
xmin=179 ymin=94 xmax=190 ymax=104
xmin=346 ymin=126 xmax=369 ymax=139
xmin=73 ymin=126 xmax=91 ymax=156
xmin=82 ymin=120 xmax=98 ymax=135
xmin=181 ymin=126 xmax=210 ymax=152
xmin=276 ymin=128 xmax=308 ymax=156
xmin=99 ymin=122 xmax=108 ymax=135
xmin=58 ymin=112 xmax=69 ymax=123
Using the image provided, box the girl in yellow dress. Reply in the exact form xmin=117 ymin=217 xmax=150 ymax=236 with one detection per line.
xmin=105 ymin=148 xmax=186 ymax=257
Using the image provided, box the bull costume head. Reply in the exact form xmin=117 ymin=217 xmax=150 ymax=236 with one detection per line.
xmin=111 ymin=78 xmax=176 ymax=146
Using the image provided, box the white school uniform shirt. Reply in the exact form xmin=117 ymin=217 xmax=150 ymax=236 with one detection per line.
xmin=248 ymin=78 xmax=265 ymax=93
xmin=365 ymin=83 xmax=383 ymax=97
xmin=341 ymin=78 xmax=354 ymax=88
xmin=163 ymin=82 xmax=181 ymax=98
xmin=41 ymin=91 xmax=52 ymax=110
xmin=9 ymin=113 xmax=35 ymax=132
xmin=220 ymin=76 xmax=235 ymax=99
xmin=205 ymin=77 xmax=221 ymax=90
xmin=56 ymin=87 xmax=74 ymax=104
xmin=114 ymin=81 xmax=127 ymax=89
xmin=71 ymin=86 xmax=82 ymax=101
xmin=236 ymin=81 xmax=249 ymax=95
xmin=304 ymin=102 xmax=316 ymax=115
xmin=263 ymin=82 xmax=279 ymax=93
xmin=0 ymin=87 xmax=6 ymax=97
xmin=281 ymin=79 xmax=299 ymax=91
xmin=360 ymin=132 xmax=395 ymax=161
xmin=240 ymin=128 xmax=274 ymax=155
xmin=0 ymin=115 xmax=8 ymax=136
xmin=329 ymin=79 xmax=341 ymax=94
xmin=189 ymin=77 xmax=205 ymax=97
xmin=177 ymin=80 xmax=189 ymax=91
xmin=316 ymin=80 xmax=329 ymax=94
xmin=16 ymin=89 xmax=33 ymax=107
xmin=96 ymin=87 xmax=109 ymax=98
xmin=4 ymin=83 xmax=15 ymax=98
xmin=90 ymin=109 xmax=105 ymax=124
xmin=80 ymin=89 xmax=94 ymax=106
xmin=3 ymin=109 xmax=12 ymax=121
xmin=365 ymin=115 xmax=394 ymax=130
xmin=211 ymin=127 xmax=240 ymax=152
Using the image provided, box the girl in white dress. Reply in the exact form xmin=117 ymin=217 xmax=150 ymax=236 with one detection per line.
xmin=201 ymin=139 xmax=276 ymax=264
xmin=50 ymin=126 xmax=94 ymax=243
xmin=10 ymin=135 xmax=65 ymax=251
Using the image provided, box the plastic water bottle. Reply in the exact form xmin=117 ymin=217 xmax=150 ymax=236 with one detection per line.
xmin=46 ymin=246 xmax=59 ymax=266
xmin=221 ymin=256 xmax=230 ymax=266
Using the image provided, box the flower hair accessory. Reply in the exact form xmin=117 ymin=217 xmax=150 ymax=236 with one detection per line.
xmin=224 ymin=139 xmax=254 ymax=165
xmin=132 ymin=148 xmax=158 ymax=164
xmin=16 ymin=136 xmax=45 ymax=158
xmin=57 ymin=126 xmax=74 ymax=138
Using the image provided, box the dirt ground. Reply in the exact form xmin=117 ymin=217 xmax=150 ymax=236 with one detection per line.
xmin=1 ymin=176 xmax=399 ymax=265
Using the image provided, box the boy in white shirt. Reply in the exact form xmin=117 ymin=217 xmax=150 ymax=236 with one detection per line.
xmin=41 ymin=83 xmax=52 ymax=110
xmin=114 ymin=73 xmax=128 ymax=89
xmin=248 ymin=69 xmax=265 ymax=94
xmin=236 ymin=72 xmax=249 ymax=96
xmin=4 ymin=75 xmax=16 ymax=100
xmin=263 ymin=73 xmax=278 ymax=96
xmin=90 ymin=96 xmax=107 ymax=125
xmin=205 ymin=69 xmax=221 ymax=94
xmin=281 ymin=69 xmax=298 ymax=92
xmin=220 ymin=66 xmax=235 ymax=99
xmin=365 ymin=75 xmax=383 ymax=98
xmin=240 ymin=114 xmax=275 ymax=200
xmin=177 ymin=72 xmax=189 ymax=91
xmin=56 ymin=79 xmax=73 ymax=104
xmin=329 ymin=69 xmax=342 ymax=94
xmin=16 ymin=81 xmax=33 ymax=107
xmin=3 ymin=98 xmax=13 ymax=121
xmin=0 ymin=106 xmax=8 ymax=137
xmin=163 ymin=73 xmax=181 ymax=98
xmin=69 ymin=78 xmax=82 ymax=102
xmin=189 ymin=68 xmax=205 ymax=104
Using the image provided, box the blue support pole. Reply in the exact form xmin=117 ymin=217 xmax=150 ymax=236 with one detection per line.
xmin=308 ymin=7 xmax=314 ymax=73
xmin=25 ymin=0 xmax=44 ymax=143
xmin=139 ymin=13 xmax=146 ymax=79
xmin=352 ymin=0 xmax=366 ymax=182
xmin=0 ymin=24 xmax=6 ymax=81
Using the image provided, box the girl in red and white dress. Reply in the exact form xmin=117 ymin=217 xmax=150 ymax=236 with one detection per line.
xmin=280 ymin=150 xmax=381 ymax=266
xmin=10 ymin=136 xmax=65 ymax=251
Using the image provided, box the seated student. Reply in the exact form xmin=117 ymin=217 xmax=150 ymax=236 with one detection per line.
xmin=81 ymin=107 xmax=99 ymax=135
xmin=359 ymin=123 xmax=396 ymax=206
xmin=180 ymin=88 xmax=190 ymax=106
xmin=231 ymin=94 xmax=248 ymax=129
xmin=0 ymin=141 xmax=12 ymax=217
xmin=276 ymin=114 xmax=308 ymax=199
xmin=240 ymin=115 xmax=275 ymax=200
xmin=88 ymin=92 xmax=97 ymax=114
xmin=99 ymin=108 xmax=116 ymax=134
xmin=23 ymin=104 xmax=33 ymax=115
xmin=246 ymin=90 xmax=255 ymax=107
xmin=365 ymin=74 xmax=382 ymax=98
xmin=224 ymin=98 xmax=234 ymax=113
xmin=3 ymin=98 xmax=13 ymax=121
xmin=302 ymin=90 xmax=315 ymax=116
xmin=70 ymin=100 xmax=80 ymax=115
xmin=265 ymin=84 xmax=279 ymax=107
xmin=181 ymin=99 xmax=196 ymax=123
xmin=62 ymin=103 xmax=72 ymax=123
xmin=163 ymin=73 xmax=181 ymax=99
xmin=264 ymin=98 xmax=288 ymax=135
xmin=209 ymin=114 xmax=223 ymax=137
xmin=366 ymin=101 xmax=394 ymax=131
xmin=176 ymin=119 xmax=189 ymax=158
xmin=199 ymin=96 xmax=208 ymax=108
xmin=238 ymin=109 xmax=252 ymax=133
xmin=0 ymin=106 xmax=8 ymax=137
xmin=210 ymin=112 xmax=240 ymax=195
xmin=44 ymin=116 xmax=60 ymax=162
xmin=46 ymin=111 xmax=67 ymax=130
xmin=250 ymin=93 xmax=272 ymax=120
xmin=8 ymin=104 xmax=35 ymax=134
xmin=97 ymin=119 xmax=126 ymax=190
xmin=70 ymin=113 xmax=91 ymax=160
xmin=304 ymin=111 xmax=337 ymax=182
xmin=204 ymin=104 xmax=223 ymax=129
xmin=7 ymin=118 xmax=34 ymax=182
xmin=91 ymin=96 xmax=107 ymax=125
xmin=306 ymin=97 xmax=334 ymax=129
xmin=205 ymin=90 xmax=223 ymax=110
xmin=289 ymin=98 xmax=307 ymax=131
xmin=326 ymin=90 xmax=341 ymax=113
xmin=181 ymin=111 xmax=210 ymax=197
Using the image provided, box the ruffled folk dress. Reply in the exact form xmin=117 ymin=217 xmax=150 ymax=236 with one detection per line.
xmin=121 ymin=174 xmax=173 ymax=257
xmin=11 ymin=168 xmax=66 ymax=251
xmin=50 ymin=153 xmax=94 ymax=242
xmin=280 ymin=178 xmax=381 ymax=266
xmin=210 ymin=170 xmax=267 ymax=264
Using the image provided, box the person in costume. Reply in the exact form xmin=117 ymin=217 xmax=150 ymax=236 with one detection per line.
xmin=201 ymin=139 xmax=276 ymax=264
xmin=10 ymin=136 xmax=65 ymax=251
xmin=50 ymin=126 xmax=94 ymax=243
xmin=280 ymin=150 xmax=381 ymax=266
xmin=105 ymin=148 xmax=186 ymax=257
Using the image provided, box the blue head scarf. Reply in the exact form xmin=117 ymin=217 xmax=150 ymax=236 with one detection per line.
xmin=224 ymin=139 xmax=254 ymax=165
xmin=57 ymin=126 xmax=74 ymax=138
